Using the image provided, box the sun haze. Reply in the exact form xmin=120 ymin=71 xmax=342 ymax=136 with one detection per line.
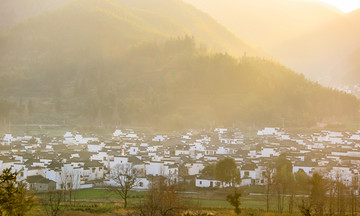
xmin=316 ymin=0 xmax=360 ymax=12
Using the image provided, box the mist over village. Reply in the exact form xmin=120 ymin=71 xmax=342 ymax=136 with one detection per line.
xmin=1 ymin=0 xmax=360 ymax=215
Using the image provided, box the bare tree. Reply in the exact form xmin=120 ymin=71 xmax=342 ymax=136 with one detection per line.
xmin=333 ymin=171 xmax=347 ymax=215
xmin=328 ymin=179 xmax=336 ymax=215
xmin=110 ymin=163 xmax=140 ymax=208
xmin=138 ymin=176 xmax=182 ymax=216
xmin=264 ymin=162 xmax=275 ymax=212
xmin=60 ymin=168 xmax=80 ymax=206
xmin=298 ymin=199 xmax=312 ymax=216
xmin=310 ymin=173 xmax=328 ymax=216
xmin=42 ymin=190 xmax=63 ymax=216
xmin=273 ymin=154 xmax=293 ymax=213
xmin=350 ymin=175 xmax=358 ymax=216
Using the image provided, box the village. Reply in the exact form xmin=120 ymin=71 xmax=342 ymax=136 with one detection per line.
xmin=1 ymin=127 xmax=360 ymax=192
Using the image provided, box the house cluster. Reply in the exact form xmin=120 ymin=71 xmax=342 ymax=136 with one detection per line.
xmin=1 ymin=127 xmax=360 ymax=191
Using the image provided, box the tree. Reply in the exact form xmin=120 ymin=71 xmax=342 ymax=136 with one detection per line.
xmin=328 ymin=179 xmax=336 ymax=215
xmin=350 ymin=175 xmax=358 ymax=216
xmin=273 ymin=153 xmax=293 ymax=213
xmin=138 ymin=176 xmax=182 ymax=216
xmin=295 ymin=169 xmax=311 ymax=193
xmin=298 ymin=199 xmax=312 ymax=216
xmin=310 ymin=173 xmax=328 ymax=216
xmin=264 ymin=161 xmax=275 ymax=212
xmin=60 ymin=168 xmax=79 ymax=206
xmin=274 ymin=154 xmax=294 ymax=213
xmin=226 ymin=188 xmax=241 ymax=215
xmin=110 ymin=163 xmax=140 ymax=208
xmin=215 ymin=158 xmax=240 ymax=187
xmin=201 ymin=164 xmax=216 ymax=178
xmin=41 ymin=190 xmax=63 ymax=216
xmin=0 ymin=168 xmax=34 ymax=216
xmin=333 ymin=172 xmax=347 ymax=215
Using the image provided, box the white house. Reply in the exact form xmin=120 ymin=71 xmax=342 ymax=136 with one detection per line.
xmin=2 ymin=134 xmax=14 ymax=145
xmin=195 ymin=178 xmax=222 ymax=188
xmin=257 ymin=127 xmax=279 ymax=136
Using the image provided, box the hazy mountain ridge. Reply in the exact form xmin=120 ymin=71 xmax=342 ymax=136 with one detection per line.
xmin=183 ymin=0 xmax=360 ymax=85
xmin=183 ymin=0 xmax=343 ymax=49
xmin=0 ymin=0 xmax=72 ymax=30
xmin=332 ymin=49 xmax=360 ymax=85
xmin=273 ymin=10 xmax=360 ymax=82
xmin=0 ymin=0 xmax=261 ymax=57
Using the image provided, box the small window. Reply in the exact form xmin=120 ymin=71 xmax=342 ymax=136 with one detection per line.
xmin=199 ymin=181 xmax=202 ymax=185
xmin=139 ymin=182 xmax=143 ymax=187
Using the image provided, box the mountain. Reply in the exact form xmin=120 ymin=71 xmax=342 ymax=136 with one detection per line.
xmin=183 ymin=0 xmax=342 ymax=50
xmin=183 ymin=0 xmax=360 ymax=84
xmin=0 ymin=0 xmax=358 ymax=128
xmin=0 ymin=0 xmax=261 ymax=57
xmin=0 ymin=0 xmax=71 ymax=30
xmin=272 ymin=11 xmax=360 ymax=83
xmin=0 ymin=38 xmax=358 ymax=128
xmin=332 ymin=49 xmax=360 ymax=85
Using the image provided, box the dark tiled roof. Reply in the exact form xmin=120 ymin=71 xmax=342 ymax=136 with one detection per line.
xmin=241 ymin=163 xmax=257 ymax=171
xmin=128 ymin=156 xmax=144 ymax=165
xmin=27 ymin=175 xmax=55 ymax=184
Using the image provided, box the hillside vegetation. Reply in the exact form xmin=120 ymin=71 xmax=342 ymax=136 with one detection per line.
xmin=1 ymin=37 xmax=358 ymax=128
xmin=0 ymin=0 xmax=358 ymax=128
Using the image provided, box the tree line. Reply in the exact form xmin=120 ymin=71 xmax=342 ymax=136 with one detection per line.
xmin=2 ymin=156 xmax=360 ymax=216
xmin=201 ymin=155 xmax=360 ymax=216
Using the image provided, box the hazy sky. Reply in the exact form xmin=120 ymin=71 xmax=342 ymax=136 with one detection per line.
xmin=317 ymin=0 xmax=360 ymax=12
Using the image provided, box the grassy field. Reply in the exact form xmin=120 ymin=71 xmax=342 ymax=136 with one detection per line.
xmin=30 ymin=187 xmax=308 ymax=216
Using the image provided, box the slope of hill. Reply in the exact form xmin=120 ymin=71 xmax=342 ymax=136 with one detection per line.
xmin=183 ymin=0 xmax=360 ymax=84
xmin=183 ymin=0 xmax=342 ymax=49
xmin=1 ymin=37 xmax=358 ymax=128
xmin=332 ymin=49 xmax=360 ymax=85
xmin=0 ymin=0 xmax=71 ymax=30
xmin=0 ymin=0 xmax=358 ymax=128
xmin=0 ymin=0 xmax=260 ymax=57
xmin=113 ymin=0 xmax=261 ymax=56
xmin=272 ymin=13 xmax=360 ymax=82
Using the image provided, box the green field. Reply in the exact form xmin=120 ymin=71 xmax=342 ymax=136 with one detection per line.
xmin=30 ymin=187 xmax=309 ymax=216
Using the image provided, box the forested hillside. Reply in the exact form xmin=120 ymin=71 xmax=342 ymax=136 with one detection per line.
xmin=0 ymin=38 xmax=357 ymax=128
xmin=0 ymin=0 xmax=358 ymax=128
